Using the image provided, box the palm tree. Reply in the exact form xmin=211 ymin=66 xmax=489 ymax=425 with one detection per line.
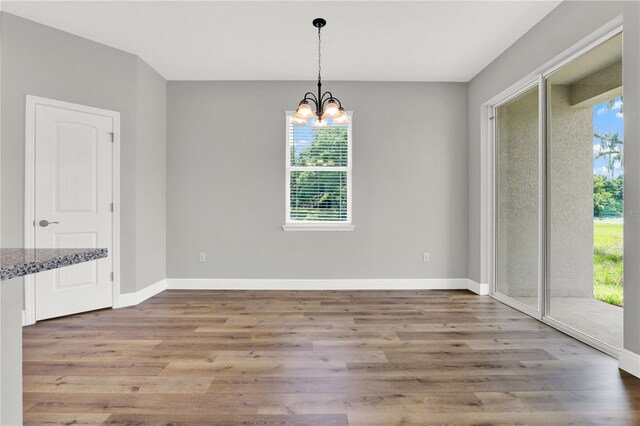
xmin=606 ymin=96 xmax=623 ymax=116
xmin=594 ymin=131 xmax=623 ymax=177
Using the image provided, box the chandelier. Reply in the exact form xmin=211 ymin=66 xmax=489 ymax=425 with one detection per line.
xmin=292 ymin=18 xmax=349 ymax=128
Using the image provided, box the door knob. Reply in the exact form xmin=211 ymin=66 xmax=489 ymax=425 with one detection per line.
xmin=39 ymin=220 xmax=60 ymax=227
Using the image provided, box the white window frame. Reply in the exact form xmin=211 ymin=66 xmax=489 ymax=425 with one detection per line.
xmin=283 ymin=111 xmax=354 ymax=231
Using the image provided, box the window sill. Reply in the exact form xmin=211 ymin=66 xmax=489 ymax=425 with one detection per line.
xmin=282 ymin=224 xmax=355 ymax=232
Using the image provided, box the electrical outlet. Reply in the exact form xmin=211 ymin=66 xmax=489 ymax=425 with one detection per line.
xmin=199 ymin=252 xmax=206 ymax=263
xmin=423 ymin=252 xmax=430 ymax=263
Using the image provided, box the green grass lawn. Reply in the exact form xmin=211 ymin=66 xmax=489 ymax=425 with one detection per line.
xmin=594 ymin=221 xmax=623 ymax=306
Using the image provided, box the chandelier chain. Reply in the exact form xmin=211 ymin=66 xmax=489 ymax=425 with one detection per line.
xmin=317 ymin=26 xmax=322 ymax=85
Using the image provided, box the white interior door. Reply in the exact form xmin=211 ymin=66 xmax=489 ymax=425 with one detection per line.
xmin=34 ymin=104 xmax=114 ymax=320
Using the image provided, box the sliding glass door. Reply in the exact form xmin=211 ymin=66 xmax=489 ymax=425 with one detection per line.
xmin=492 ymin=30 xmax=623 ymax=354
xmin=545 ymin=32 xmax=623 ymax=351
xmin=494 ymin=84 xmax=541 ymax=315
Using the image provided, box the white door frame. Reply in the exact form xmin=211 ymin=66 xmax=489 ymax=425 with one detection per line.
xmin=24 ymin=95 xmax=121 ymax=325
xmin=488 ymin=77 xmax=544 ymax=322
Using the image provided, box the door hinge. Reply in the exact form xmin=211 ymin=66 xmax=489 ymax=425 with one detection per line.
xmin=108 ymin=132 xmax=115 ymax=142
xmin=110 ymin=272 xmax=114 ymax=281
xmin=110 ymin=202 xmax=114 ymax=212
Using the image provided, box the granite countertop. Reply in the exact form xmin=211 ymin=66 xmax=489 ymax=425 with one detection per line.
xmin=0 ymin=248 xmax=108 ymax=281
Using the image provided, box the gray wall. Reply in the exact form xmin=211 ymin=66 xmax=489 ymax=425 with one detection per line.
xmin=167 ymin=81 xmax=468 ymax=280
xmin=135 ymin=58 xmax=167 ymax=291
xmin=467 ymin=1 xmax=640 ymax=351
xmin=0 ymin=282 xmax=22 ymax=425
xmin=0 ymin=13 xmax=167 ymax=294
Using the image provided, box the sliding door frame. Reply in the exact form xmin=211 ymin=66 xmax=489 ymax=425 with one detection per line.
xmin=490 ymin=77 xmax=544 ymax=321
xmin=488 ymin=24 xmax=624 ymax=358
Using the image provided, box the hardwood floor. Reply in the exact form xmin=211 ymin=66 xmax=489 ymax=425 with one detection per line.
xmin=23 ymin=290 xmax=640 ymax=425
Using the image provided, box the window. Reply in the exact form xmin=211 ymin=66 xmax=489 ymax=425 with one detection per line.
xmin=284 ymin=111 xmax=353 ymax=231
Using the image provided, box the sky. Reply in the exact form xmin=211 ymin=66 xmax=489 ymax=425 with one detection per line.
xmin=593 ymin=96 xmax=623 ymax=177
xmin=292 ymin=122 xmax=315 ymax=158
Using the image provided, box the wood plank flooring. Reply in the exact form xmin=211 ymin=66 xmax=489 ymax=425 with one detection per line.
xmin=23 ymin=290 xmax=640 ymax=425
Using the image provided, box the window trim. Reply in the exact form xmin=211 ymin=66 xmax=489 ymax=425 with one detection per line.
xmin=284 ymin=110 xmax=354 ymax=231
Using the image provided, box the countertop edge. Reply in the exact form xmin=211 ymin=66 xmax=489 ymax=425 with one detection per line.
xmin=0 ymin=248 xmax=108 ymax=281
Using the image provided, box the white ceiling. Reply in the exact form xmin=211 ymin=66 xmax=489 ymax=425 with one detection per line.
xmin=2 ymin=1 xmax=562 ymax=82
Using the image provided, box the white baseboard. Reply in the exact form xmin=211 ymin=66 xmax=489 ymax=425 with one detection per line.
xmin=22 ymin=278 xmax=486 ymax=322
xmin=619 ymin=349 xmax=640 ymax=378
xmin=116 ymin=279 xmax=167 ymax=308
xmin=467 ymin=279 xmax=490 ymax=295
xmin=165 ymin=278 xmax=474 ymax=291
xmin=21 ymin=279 xmax=167 ymax=325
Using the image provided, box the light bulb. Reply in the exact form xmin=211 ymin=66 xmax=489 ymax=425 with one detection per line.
xmin=290 ymin=116 xmax=308 ymax=126
xmin=312 ymin=118 xmax=328 ymax=128
xmin=294 ymin=101 xmax=314 ymax=119
xmin=322 ymin=101 xmax=340 ymax=119
xmin=333 ymin=108 xmax=350 ymax=124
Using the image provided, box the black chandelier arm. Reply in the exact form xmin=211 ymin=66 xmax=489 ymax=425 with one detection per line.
xmin=321 ymin=92 xmax=342 ymax=109
xmin=303 ymin=91 xmax=318 ymax=101
xmin=301 ymin=92 xmax=319 ymax=107
xmin=320 ymin=91 xmax=334 ymax=103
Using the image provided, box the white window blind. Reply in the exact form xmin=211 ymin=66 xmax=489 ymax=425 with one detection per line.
xmin=285 ymin=112 xmax=352 ymax=225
